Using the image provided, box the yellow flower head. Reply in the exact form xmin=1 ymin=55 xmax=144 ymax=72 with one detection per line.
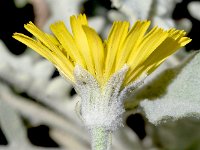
xmin=13 ymin=14 xmax=191 ymax=88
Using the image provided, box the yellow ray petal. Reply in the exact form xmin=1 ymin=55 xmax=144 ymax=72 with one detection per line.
xmin=125 ymin=27 xmax=169 ymax=83
xmin=82 ymin=25 xmax=105 ymax=84
xmin=104 ymin=21 xmax=130 ymax=81
xmin=13 ymin=33 xmax=74 ymax=81
xmin=24 ymin=22 xmax=58 ymax=51
xmin=124 ymin=29 xmax=191 ymax=85
xmin=45 ymin=33 xmax=60 ymax=46
xmin=179 ymin=37 xmax=192 ymax=46
xmin=115 ymin=21 xmax=150 ymax=71
xmin=70 ymin=15 xmax=95 ymax=76
xmin=13 ymin=33 xmax=54 ymax=62
xmin=50 ymin=21 xmax=85 ymax=67
xmin=25 ymin=21 xmax=76 ymax=73
xmin=144 ymin=30 xmax=192 ymax=74
xmin=25 ymin=22 xmax=71 ymax=61
xmin=77 ymin=14 xmax=88 ymax=25
xmin=13 ymin=14 xmax=192 ymax=88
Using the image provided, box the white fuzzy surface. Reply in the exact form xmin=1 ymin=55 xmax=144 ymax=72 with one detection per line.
xmin=140 ymin=52 xmax=200 ymax=124
xmin=188 ymin=1 xmax=200 ymax=21
xmin=74 ymin=65 xmax=129 ymax=130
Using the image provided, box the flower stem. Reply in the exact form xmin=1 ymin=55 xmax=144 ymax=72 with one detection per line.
xmin=91 ymin=127 xmax=112 ymax=150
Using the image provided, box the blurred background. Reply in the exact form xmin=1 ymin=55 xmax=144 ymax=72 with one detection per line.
xmin=0 ymin=0 xmax=200 ymax=150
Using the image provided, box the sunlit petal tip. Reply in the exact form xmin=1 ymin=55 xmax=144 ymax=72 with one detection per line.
xmin=71 ymin=13 xmax=88 ymax=26
xmin=24 ymin=21 xmax=34 ymax=28
xmin=179 ymin=37 xmax=192 ymax=46
xmin=70 ymin=15 xmax=76 ymax=20
xmin=140 ymin=20 xmax=151 ymax=24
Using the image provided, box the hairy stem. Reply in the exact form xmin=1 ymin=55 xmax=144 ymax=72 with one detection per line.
xmin=90 ymin=127 xmax=112 ymax=150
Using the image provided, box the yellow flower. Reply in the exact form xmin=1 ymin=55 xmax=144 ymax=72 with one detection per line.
xmin=13 ymin=14 xmax=191 ymax=88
